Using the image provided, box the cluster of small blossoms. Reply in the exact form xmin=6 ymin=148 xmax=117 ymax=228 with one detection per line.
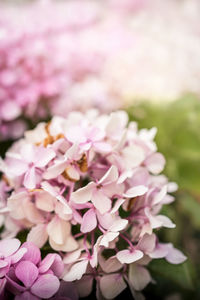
xmin=0 ymin=239 xmax=65 ymax=300
xmin=0 ymin=0 xmax=137 ymax=140
xmin=0 ymin=110 xmax=186 ymax=299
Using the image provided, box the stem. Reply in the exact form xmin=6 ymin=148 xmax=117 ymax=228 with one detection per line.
xmin=120 ymin=233 xmax=134 ymax=250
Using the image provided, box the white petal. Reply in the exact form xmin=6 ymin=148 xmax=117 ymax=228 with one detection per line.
xmin=116 ymin=250 xmax=143 ymax=264
xmin=99 ymin=165 xmax=118 ymax=185
xmin=63 ymin=260 xmax=88 ymax=281
xmin=123 ymin=185 xmax=148 ymax=198
xmin=70 ymin=182 xmax=94 ymax=204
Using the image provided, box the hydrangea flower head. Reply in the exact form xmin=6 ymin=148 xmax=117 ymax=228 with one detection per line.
xmin=0 ymin=110 xmax=186 ymax=299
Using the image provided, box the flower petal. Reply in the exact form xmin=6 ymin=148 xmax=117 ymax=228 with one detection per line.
xmin=21 ymin=242 xmax=41 ymax=265
xmin=15 ymin=261 xmax=39 ymax=288
xmin=70 ymin=182 xmax=94 ymax=204
xmin=10 ymin=247 xmax=27 ymax=264
xmin=63 ymin=260 xmax=88 ymax=281
xmin=0 ymin=238 xmax=20 ymax=257
xmin=43 ymin=160 xmax=68 ymax=180
xmin=116 ymin=249 xmax=143 ymax=264
xmin=35 ymin=147 xmax=56 ymax=168
xmin=145 ymin=152 xmax=165 ymax=174
xmin=81 ymin=209 xmax=97 ymax=233
xmin=15 ymin=291 xmax=40 ymax=300
xmin=92 ymin=190 xmax=111 ymax=214
xmin=27 ymin=224 xmax=48 ymax=248
xmin=24 ymin=166 xmax=36 ymax=190
xmin=166 ymin=244 xmax=187 ymax=264
xmin=99 ymin=165 xmax=118 ymax=185
xmin=129 ymin=264 xmax=151 ymax=291
xmin=31 ymin=274 xmax=60 ymax=299
xmin=39 ymin=254 xmax=64 ymax=277
xmin=100 ymin=274 xmax=126 ymax=299
xmin=123 ymin=185 xmax=148 ymax=198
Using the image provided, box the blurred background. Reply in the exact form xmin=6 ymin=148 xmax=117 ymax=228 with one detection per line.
xmin=0 ymin=0 xmax=200 ymax=299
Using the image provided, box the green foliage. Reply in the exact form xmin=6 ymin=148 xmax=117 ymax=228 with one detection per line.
xmin=128 ymin=95 xmax=200 ymax=193
xmin=127 ymin=95 xmax=200 ymax=298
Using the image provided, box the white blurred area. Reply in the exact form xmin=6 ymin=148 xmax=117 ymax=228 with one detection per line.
xmin=107 ymin=0 xmax=200 ymax=103
xmin=0 ymin=0 xmax=200 ymax=105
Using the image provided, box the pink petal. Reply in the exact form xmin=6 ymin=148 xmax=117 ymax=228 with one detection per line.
xmin=100 ymin=274 xmax=126 ymax=299
xmin=145 ymin=208 xmax=163 ymax=229
xmin=156 ymin=215 xmax=176 ymax=228
xmin=47 ymin=217 xmax=69 ymax=245
xmin=137 ymin=234 xmax=156 ymax=254
xmin=15 ymin=261 xmax=39 ymax=288
xmin=94 ymin=141 xmax=112 ymax=153
xmin=166 ymin=244 xmax=187 ymax=264
xmin=24 ymin=166 xmax=36 ymax=189
xmin=21 ymin=242 xmax=41 ymax=265
xmin=0 ymin=238 xmax=20 ymax=257
xmin=129 ymin=264 xmax=151 ymax=291
xmin=122 ymin=145 xmax=145 ymax=168
xmin=81 ymin=209 xmax=97 ymax=233
xmin=10 ymin=247 xmax=27 ymax=264
xmin=149 ymin=243 xmax=169 ymax=259
xmin=123 ymin=185 xmax=148 ymax=198
xmin=99 ymin=256 xmax=123 ymax=273
xmin=39 ymin=254 xmax=64 ymax=277
xmin=99 ymin=165 xmax=118 ymax=185
xmin=6 ymin=158 xmax=28 ymax=176
xmin=63 ymin=249 xmax=81 ymax=265
xmin=31 ymin=274 xmax=60 ymax=299
xmin=99 ymin=232 xmax=119 ymax=247
xmin=110 ymin=198 xmax=125 ymax=214
xmin=35 ymin=191 xmax=55 ymax=212
xmin=0 ymin=261 xmax=8 ymax=268
xmin=145 ymin=153 xmax=166 ymax=174
xmin=109 ymin=218 xmax=128 ymax=232
xmin=43 ymin=160 xmax=68 ymax=180
xmin=27 ymin=224 xmax=48 ymax=248
xmin=63 ymin=260 xmax=88 ymax=281
xmin=153 ymin=185 xmax=167 ymax=205
xmin=35 ymin=147 xmax=56 ymax=168
xmin=66 ymin=126 xmax=86 ymax=144
xmin=41 ymin=182 xmax=72 ymax=213
xmin=92 ymin=190 xmax=111 ymax=214
xmin=49 ymin=235 xmax=78 ymax=252
xmin=70 ymin=182 xmax=94 ymax=204
xmin=116 ymin=249 xmax=143 ymax=264
xmin=20 ymin=144 xmax=35 ymax=163
xmin=65 ymin=165 xmax=80 ymax=181
xmin=15 ymin=291 xmax=40 ymax=300
xmin=24 ymin=201 xmax=45 ymax=224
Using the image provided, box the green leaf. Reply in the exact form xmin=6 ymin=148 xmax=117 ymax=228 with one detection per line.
xmin=179 ymin=193 xmax=200 ymax=229
xmin=149 ymin=259 xmax=195 ymax=290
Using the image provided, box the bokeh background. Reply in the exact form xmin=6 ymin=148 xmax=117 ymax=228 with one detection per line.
xmin=0 ymin=0 xmax=200 ymax=299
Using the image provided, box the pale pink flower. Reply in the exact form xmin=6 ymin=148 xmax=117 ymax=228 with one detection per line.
xmin=0 ymin=110 xmax=186 ymax=299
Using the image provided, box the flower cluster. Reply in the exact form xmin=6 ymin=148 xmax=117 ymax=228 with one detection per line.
xmin=0 ymin=0 xmax=136 ymax=140
xmin=0 ymin=239 xmax=64 ymax=299
xmin=0 ymin=110 xmax=186 ymax=299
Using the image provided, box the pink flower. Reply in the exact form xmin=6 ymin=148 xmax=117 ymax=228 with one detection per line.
xmin=0 ymin=110 xmax=186 ymax=299
xmin=3 ymin=242 xmax=64 ymax=299
xmin=71 ymin=165 xmax=123 ymax=214
xmin=5 ymin=144 xmax=55 ymax=189
xmin=0 ymin=239 xmax=27 ymax=278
